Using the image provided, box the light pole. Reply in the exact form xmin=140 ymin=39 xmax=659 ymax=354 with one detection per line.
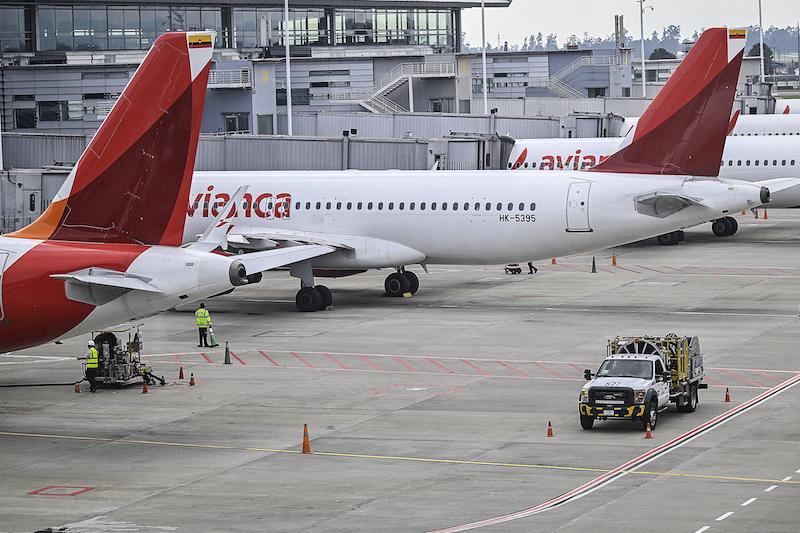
xmin=284 ymin=0 xmax=293 ymax=135
xmin=481 ymin=0 xmax=489 ymax=115
xmin=639 ymin=0 xmax=653 ymax=98
xmin=758 ymin=0 xmax=765 ymax=82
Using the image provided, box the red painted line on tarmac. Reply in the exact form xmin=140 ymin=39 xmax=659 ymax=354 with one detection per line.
xmin=754 ymin=370 xmax=784 ymax=382
xmin=230 ymin=352 xmax=247 ymax=365
xmin=200 ymin=353 xmax=214 ymax=364
xmin=568 ymin=363 xmax=587 ymax=374
xmin=291 ymin=352 xmax=315 ymax=368
xmin=716 ymin=368 xmax=765 ymax=388
xmin=358 ymin=355 xmax=384 ymax=371
xmin=460 ymin=359 xmax=492 ymax=376
xmin=172 ymin=354 xmax=181 ymax=364
xmin=430 ymin=372 xmax=800 ymax=532
xmin=637 ymin=265 xmax=669 ymax=274
xmin=428 ymin=358 xmax=455 ymax=374
xmin=324 ymin=353 xmax=348 ymax=369
xmin=703 ymin=373 xmax=724 ymax=387
xmin=258 ymin=351 xmax=280 ymax=366
xmin=532 ymin=362 xmax=566 ymax=379
xmin=614 ymin=265 xmax=641 ymax=274
xmin=496 ymin=361 xmax=527 ymax=377
xmin=393 ymin=357 xmax=418 ymax=373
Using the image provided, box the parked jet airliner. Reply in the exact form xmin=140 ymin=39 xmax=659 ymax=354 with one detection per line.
xmin=0 ymin=33 xmax=331 ymax=353
xmin=616 ymin=113 xmax=800 ymax=137
xmin=183 ymin=28 xmax=770 ymax=311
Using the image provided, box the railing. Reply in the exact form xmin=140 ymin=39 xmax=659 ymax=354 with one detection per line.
xmin=528 ymin=77 xmax=586 ymax=99
xmin=328 ymin=89 xmax=407 ymax=114
xmin=552 ymin=54 xmax=621 ymax=81
xmin=371 ymin=62 xmax=455 ymax=95
xmin=208 ymin=68 xmax=252 ymax=89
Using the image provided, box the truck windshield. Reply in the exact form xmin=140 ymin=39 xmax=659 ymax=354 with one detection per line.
xmin=596 ymin=359 xmax=653 ymax=379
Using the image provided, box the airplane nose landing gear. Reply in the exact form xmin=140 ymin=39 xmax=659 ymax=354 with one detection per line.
xmin=385 ymin=268 xmax=419 ymax=297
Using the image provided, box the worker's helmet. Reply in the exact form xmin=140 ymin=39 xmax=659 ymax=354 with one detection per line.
xmin=87 ymin=340 xmax=95 ymax=347
xmin=199 ymin=303 xmax=205 ymax=309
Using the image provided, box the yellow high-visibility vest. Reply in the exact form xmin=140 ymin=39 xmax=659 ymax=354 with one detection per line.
xmin=85 ymin=347 xmax=99 ymax=369
xmin=195 ymin=308 xmax=211 ymax=327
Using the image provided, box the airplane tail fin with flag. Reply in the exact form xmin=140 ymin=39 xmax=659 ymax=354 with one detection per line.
xmin=590 ymin=28 xmax=746 ymax=177
xmin=9 ymin=32 xmax=214 ymax=246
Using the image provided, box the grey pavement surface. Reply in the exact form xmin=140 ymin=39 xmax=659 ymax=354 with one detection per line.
xmin=1 ymin=210 xmax=799 ymax=533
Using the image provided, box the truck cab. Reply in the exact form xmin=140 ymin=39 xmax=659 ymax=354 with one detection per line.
xmin=579 ymin=335 xmax=706 ymax=431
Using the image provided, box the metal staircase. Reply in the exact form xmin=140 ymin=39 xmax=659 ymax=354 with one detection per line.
xmin=331 ymin=62 xmax=456 ymax=114
xmin=529 ymin=54 xmax=622 ymax=99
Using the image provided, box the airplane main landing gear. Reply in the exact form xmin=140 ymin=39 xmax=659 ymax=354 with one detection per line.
xmin=295 ymin=285 xmax=333 ymax=312
xmin=385 ymin=269 xmax=420 ymax=297
xmin=711 ymin=216 xmax=738 ymax=237
xmin=656 ymin=230 xmax=685 ymax=246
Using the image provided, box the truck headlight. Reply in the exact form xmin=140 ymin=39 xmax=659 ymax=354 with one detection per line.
xmin=581 ymin=389 xmax=589 ymax=402
xmin=634 ymin=390 xmax=646 ymax=404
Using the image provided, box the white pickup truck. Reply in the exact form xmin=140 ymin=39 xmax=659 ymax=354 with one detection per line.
xmin=579 ymin=335 xmax=707 ymax=431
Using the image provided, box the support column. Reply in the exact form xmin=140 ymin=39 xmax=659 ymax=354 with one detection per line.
xmin=408 ymin=76 xmax=414 ymax=112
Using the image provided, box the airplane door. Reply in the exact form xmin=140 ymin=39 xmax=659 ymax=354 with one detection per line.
xmin=0 ymin=253 xmax=8 ymax=322
xmin=566 ymin=181 xmax=592 ymax=232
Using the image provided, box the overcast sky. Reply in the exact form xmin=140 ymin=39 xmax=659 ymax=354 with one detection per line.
xmin=462 ymin=1 xmax=800 ymax=48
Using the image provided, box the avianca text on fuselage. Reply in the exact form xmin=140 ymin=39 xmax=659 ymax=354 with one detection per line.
xmin=512 ymin=149 xmax=611 ymax=170
xmin=188 ymin=185 xmax=292 ymax=219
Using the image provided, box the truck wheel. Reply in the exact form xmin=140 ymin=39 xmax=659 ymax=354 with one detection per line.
xmin=685 ymin=384 xmax=698 ymax=412
xmin=642 ymin=400 xmax=657 ymax=431
xmin=580 ymin=415 xmax=594 ymax=430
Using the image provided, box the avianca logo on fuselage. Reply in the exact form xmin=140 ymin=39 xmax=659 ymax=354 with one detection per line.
xmin=510 ymin=149 xmax=611 ymax=170
xmin=188 ymin=186 xmax=292 ymax=219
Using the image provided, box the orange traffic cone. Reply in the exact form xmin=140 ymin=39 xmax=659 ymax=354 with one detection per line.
xmin=644 ymin=423 xmax=653 ymax=439
xmin=611 ymin=254 xmax=618 ymax=267
xmin=142 ymin=380 xmax=149 ymax=394
xmin=764 ymin=209 xmax=769 ymax=220
xmin=546 ymin=421 xmax=554 ymax=438
xmin=741 ymin=210 xmax=746 ymax=215
xmin=302 ymin=424 xmax=312 ymax=454
xmin=74 ymin=383 xmax=81 ymax=393
xmin=551 ymin=257 xmax=557 ymax=265
xmin=754 ymin=209 xmax=759 ymax=219
xmin=724 ymin=387 xmax=731 ymax=402
xmin=178 ymin=366 xmax=184 ymax=380
xmin=189 ymin=373 xmax=196 ymax=386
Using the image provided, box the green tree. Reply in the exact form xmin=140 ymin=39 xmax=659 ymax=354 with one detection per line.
xmin=748 ymin=42 xmax=774 ymax=75
xmin=649 ymin=47 xmax=677 ymax=60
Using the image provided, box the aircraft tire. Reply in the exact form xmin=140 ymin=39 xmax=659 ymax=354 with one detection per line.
xmin=724 ymin=216 xmax=738 ymax=236
xmin=403 ymin=271 xmax=420 ymax=294
xmin=385 ymin=272 xmax=411 ymax=296
xmin=315 ymin=285 xmax=333 ymax=309
xmin=656 ymin=232 xmax=680 ymax=246
xmin=296 ymin=287 xmax=321 ymax=312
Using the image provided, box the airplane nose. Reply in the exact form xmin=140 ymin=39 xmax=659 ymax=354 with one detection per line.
xmin=760 ymin=186 xmax=771 ymax=204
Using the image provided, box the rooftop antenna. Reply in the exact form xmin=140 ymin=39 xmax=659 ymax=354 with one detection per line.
xmin=639 ymin=0 xmax=654 ymax=98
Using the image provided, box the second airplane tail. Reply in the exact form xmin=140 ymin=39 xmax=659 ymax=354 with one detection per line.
xmin=9 ymin=32 xmax=214 ymax=246
xmin=590 ymin=28 xmax=747 ymax=177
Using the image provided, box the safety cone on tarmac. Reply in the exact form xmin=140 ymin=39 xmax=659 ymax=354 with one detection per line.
xmin=754 ymin=209 xmax=759 ymax=219
xmin=644 ymin=423 xmax=653 ymax=439
xmin=224 ymin=342 xmax=232 ymax=365
xmin=189 ymin=373 xmax=196 ymax=386
xmin=551 ymin=257 xmax=557 ymax=265
xmin=741 ymin=210 xmax=746 ymax=215
xmin=724 ymin=387 xmax=731 ymax=402
xmin=302 ymin=424 xmax=312 ymax=454
xmin=611 ymin=253 xmax=618 ymax=267
xmin=74 ymin=383 xmax=81 ymax=393
xmin=764 ymin=209 xmax=769 ymax=220
xmin=142 ymin=380 xmax=149 ymax=394
xmin=546 ymin=421 xmax=554 ymax=438
xmin=208 ymin=327 xmax=219 ymax=348
xmin=178 ymin=366 xmax=184 ymax=380
xmin=591 ymin=257 xmax=597 ymax=273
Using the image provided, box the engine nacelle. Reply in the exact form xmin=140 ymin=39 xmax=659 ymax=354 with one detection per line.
xmin=229 ymin=260 xmax=248 ymax=286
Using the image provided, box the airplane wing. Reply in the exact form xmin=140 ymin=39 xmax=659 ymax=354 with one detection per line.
xmin=754 ymin=178 xmax=800 ymax=194
xmin=228 ymin=228 xmax=356 ymax=251
xmin=635 ymin=192 xmax=708 ymax=218
xmin=235 ymin=244 xmax=336 ymax=274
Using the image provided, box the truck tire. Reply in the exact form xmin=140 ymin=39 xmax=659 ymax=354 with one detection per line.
xmin=580 ymin=415 xmax=594 ymax=430
xmin=642 ymin=400 xmax=658 ymax=431
xmin=679 ymin=384 xmax=698 ymax=413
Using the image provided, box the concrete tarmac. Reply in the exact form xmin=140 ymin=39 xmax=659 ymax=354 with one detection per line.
xmin=1 ymin=209 xmax=799 ymax=533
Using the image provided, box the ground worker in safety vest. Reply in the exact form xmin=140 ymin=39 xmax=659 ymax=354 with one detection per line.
xmin=195 ymin=303 xmax=212 ymax=348
xmin=78 ymin=340 xmax=99 ymax=393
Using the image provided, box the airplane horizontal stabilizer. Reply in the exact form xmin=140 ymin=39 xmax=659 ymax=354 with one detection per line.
xmin=52 ymin=268 xmax=160 ymax=306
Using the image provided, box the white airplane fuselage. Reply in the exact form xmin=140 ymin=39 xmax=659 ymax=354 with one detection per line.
xmin=508 ymin=136 xmax=800 ymax=207
xmin=184 ymin=171 xmax=766 ymax=269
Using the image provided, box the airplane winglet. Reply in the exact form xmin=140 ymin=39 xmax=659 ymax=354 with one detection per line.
xmin=189 ymin=186 xmax=248 ymax=252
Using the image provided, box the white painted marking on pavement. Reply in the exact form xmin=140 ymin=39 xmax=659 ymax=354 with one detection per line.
xmin=741 ymin=498 xmax=757 ymax=507
xmin=765 ymin=485 xmax=778 ymax=492
xmin=715 ymin=512 xmax=733 ymax=521
xmin=694 ymin=527 xmax=710 ymax=533
xmin=781 ymin=476 xmax=793 ymax=482
xmin=796 ymin=468 xmax=800 ymax=474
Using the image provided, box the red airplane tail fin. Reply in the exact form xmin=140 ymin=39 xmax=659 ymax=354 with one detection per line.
xmin=9 ymin=32 xmax=214 ymax=245
xmin=590 ymin=28 xmax=746 ymax=177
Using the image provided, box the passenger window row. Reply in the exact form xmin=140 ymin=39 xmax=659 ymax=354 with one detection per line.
xmin=294 ymin=201 xmax=537 ymax=212
xmin=722 ymin=159 xmax=797 ymax=167
xmin=731 ymin=132 xmax=798 ymax=136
